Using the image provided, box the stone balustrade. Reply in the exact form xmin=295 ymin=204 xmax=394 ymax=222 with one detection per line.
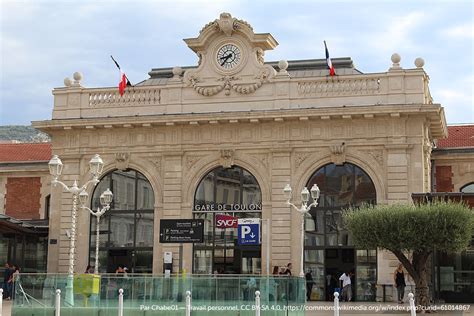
xmin=88 ymin=86 xmax=161 ymax=107
xmin=51 ymin=68 xmax=431 ymax=121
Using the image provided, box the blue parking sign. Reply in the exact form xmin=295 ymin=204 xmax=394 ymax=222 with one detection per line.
xmin=238 ymin=218 xmax=260 ymax=245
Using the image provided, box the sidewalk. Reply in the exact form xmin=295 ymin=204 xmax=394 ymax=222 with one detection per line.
xmin=2 ymin=299 xmax=472 ymax=316
xmin=305 ymin=301 xmax=474 ymax=315
xmin=1 ymin=299 xmax=12 ymax=316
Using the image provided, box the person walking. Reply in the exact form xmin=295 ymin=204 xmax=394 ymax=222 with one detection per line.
xmin=3 ymin=262 xmax=11 ymax=299
xmin=281 ymin=263 xmax=292 ymax=276
xmin=85 ymin=265 xmax=93 ymax=274
xmin=9 ymin=264 xmax=19 ymax=300
xmin=394 ymin=263 xmax=406 ymax=303
xmin=339 ymin=271 xmax=353 ymax=302
xmin=305 ymin=270 xmax=314 ymax=301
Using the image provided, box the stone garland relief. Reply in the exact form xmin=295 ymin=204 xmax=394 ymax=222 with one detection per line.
xmin=183 ymin=12 xmax=276 ymax=97
xmin=186 ymin=67 xmax=274 ymax=97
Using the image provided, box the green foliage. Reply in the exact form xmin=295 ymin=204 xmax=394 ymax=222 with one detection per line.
xmin=0 ymin=125 xmax=50 ymax=142
xmin=344 ymin=202 xmax=474 ymax=252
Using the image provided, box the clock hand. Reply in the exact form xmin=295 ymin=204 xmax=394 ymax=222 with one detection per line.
xmin=220 ymin=53 xmax=232 ymax=60
xmin=220 ymin=54 xmax=232 ymax=66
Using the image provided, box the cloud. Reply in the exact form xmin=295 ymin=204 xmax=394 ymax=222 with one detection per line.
xmin=433 ymin=75 xmax=474 ymax=123
xmin=1 ymin=0 xmax=473 ymax=125
xmin=441 ymin=23 xmax=474 ymax=39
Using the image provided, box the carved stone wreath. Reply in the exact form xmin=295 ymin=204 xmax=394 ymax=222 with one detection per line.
xmin=188 ymin=68 xmax=272 ymax=96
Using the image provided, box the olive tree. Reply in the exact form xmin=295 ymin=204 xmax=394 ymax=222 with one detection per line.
xmin=344 ymin=201 xmax=473 ymax=308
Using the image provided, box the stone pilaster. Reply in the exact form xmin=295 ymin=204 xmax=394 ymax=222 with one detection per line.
xmin=270 ymin=150 xmax=293 ymax=268
xmin=161 ymin=153 xmax=184 ymax=273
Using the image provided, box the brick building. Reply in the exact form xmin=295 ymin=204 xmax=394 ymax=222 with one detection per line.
xmin=0 ymin=143 xmax=51 ymax=274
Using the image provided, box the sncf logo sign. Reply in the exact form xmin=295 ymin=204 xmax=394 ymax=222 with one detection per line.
xmin=215 ymin=214 xmax=238 ymax=228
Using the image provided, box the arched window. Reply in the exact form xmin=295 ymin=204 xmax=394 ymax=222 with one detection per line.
xmin=193 ymin=166 xmax=262 ymax=274
xmin=304 ymin=163 xmax=377 ymax=302
xmin=89 ymin=169 xmax=154 ymax=273
xmin=461 ymin=182 xmax=474 ymax=193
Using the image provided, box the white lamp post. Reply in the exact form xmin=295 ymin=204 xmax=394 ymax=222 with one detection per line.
xmin=48 ymin=154 xmax=104 ymax=305
xmin=79 ymin=188 xmax=113 ymax=275
xmin=283 ymin=183 xmax=320 ymax=278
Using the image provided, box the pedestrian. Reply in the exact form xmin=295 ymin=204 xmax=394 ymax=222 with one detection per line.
xmin=272 ymin=266 xmax=280 ymax=275
xmin=281 ymin=263 xmax=292 ymax=276
xmin=115 ymin=265 xmax=128 ymax=298
xmin=115 ymin=265 xmax=127 ymax=276
xmin=3 ymin=262 xmax=11 ymax=299
xmin=325 ymin=273 xmax=337 ymax=301
xmin=270 ymin=266 xmax=280 ymax=301
xmin=339 ymin=270 xmax=353 ymax=302
xmin=305 ymin=270 xmax=314 ymax=301
xmin=9 ymin=264 xmax=19 ymax=300
xmin=394 ymin=263 xmax=406 ymax=303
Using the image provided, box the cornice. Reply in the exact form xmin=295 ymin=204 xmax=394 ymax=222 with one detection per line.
xmin=33 ymin=103 xmax=444 ymax=132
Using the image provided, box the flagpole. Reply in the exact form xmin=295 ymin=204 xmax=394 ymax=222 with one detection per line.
xmin=110 ymin=55 xmax=133 ymax=86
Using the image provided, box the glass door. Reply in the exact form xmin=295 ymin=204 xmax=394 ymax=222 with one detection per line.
xmin=355 ymin=249 xmax=377 ymax=301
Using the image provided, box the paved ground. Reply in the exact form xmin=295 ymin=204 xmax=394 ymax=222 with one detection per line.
xmin=2 ymin=299 xmax=473 ymax=315
xmin=2 ymin=299 xmax=12 ymax=316
xmin=304 ymin=301 xmax=473 ymax=315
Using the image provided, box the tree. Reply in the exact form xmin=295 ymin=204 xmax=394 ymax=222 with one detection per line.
xmin=344 ymin=202 xmax=473 ymax=309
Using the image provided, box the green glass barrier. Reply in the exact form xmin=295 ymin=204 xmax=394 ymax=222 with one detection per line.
xmin=12 ymin=274 xmax=306 ymax=316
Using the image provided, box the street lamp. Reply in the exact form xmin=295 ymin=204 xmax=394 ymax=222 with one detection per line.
xmin=284 ymin=183 xmax=320 ymax=277
xmin=79 ymin=188 xmax=113 ymax=274
xmin=48 ymin=154 xmax=104 ymax=305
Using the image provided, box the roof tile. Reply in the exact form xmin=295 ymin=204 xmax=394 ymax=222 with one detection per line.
xmin=437 ymin=125 xmax=474 ymax=148
xmin=0 ymin=143 xmax=52 ymax=162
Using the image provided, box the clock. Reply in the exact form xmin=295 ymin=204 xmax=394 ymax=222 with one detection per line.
xmin=216 ymin=43 xmax=241 ymax=70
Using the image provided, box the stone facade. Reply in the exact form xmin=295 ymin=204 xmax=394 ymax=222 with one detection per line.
xmin=32 ymin=13 xmax=446 ymax=286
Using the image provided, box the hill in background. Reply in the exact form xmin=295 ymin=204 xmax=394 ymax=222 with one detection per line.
xmin=0 ymin=126 xmax=50 ymax=143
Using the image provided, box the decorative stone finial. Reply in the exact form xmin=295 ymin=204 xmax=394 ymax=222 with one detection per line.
xmin=64 ymin=77 xmax=73 ymax=87
xmin=276 ymin=60 xmax=290 ymax=78
xmin=172 ymin=66 xmax=183 ymax=77
xmin=169 ymin=66 xmax=183 ymax=83
xmin=72 ymin=72 xmax=83 ymax=86
xmin=73 ymin=72 xmax=83 ymax=82
xmin=391 ymin=53 xmax=401 ymax=66
xmin=217 ymin=12 xmax=236 ymax=36
xmin=414 ymin=57 xmax=425 ymax=68
xmin=278 ymin=60 xmax=288 ymax=72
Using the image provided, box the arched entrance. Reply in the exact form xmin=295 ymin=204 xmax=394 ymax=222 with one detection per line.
xmin=88 ymin=169 xmax=155 ymax=273
xmin=193 ymin=166 xmax=262 ymax=274
xmin=305 ymin=163 xmax=377 ymax=301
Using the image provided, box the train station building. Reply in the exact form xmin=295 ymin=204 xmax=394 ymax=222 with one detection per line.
xmin=1 ymin=13 xmax=473 ymax=302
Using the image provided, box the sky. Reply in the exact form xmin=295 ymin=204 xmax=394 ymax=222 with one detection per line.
xmin=0 ymin=0 xmax=473 ymax=126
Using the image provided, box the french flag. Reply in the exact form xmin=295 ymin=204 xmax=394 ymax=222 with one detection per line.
xmin=324 ymin=41 xmax=335 ymax=76
xmin=111 ymin=55 xmax=131 ymax=96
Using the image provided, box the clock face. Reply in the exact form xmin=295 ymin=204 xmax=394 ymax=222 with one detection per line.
xmin=216 ymin=44 xmax=241 ymax=70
